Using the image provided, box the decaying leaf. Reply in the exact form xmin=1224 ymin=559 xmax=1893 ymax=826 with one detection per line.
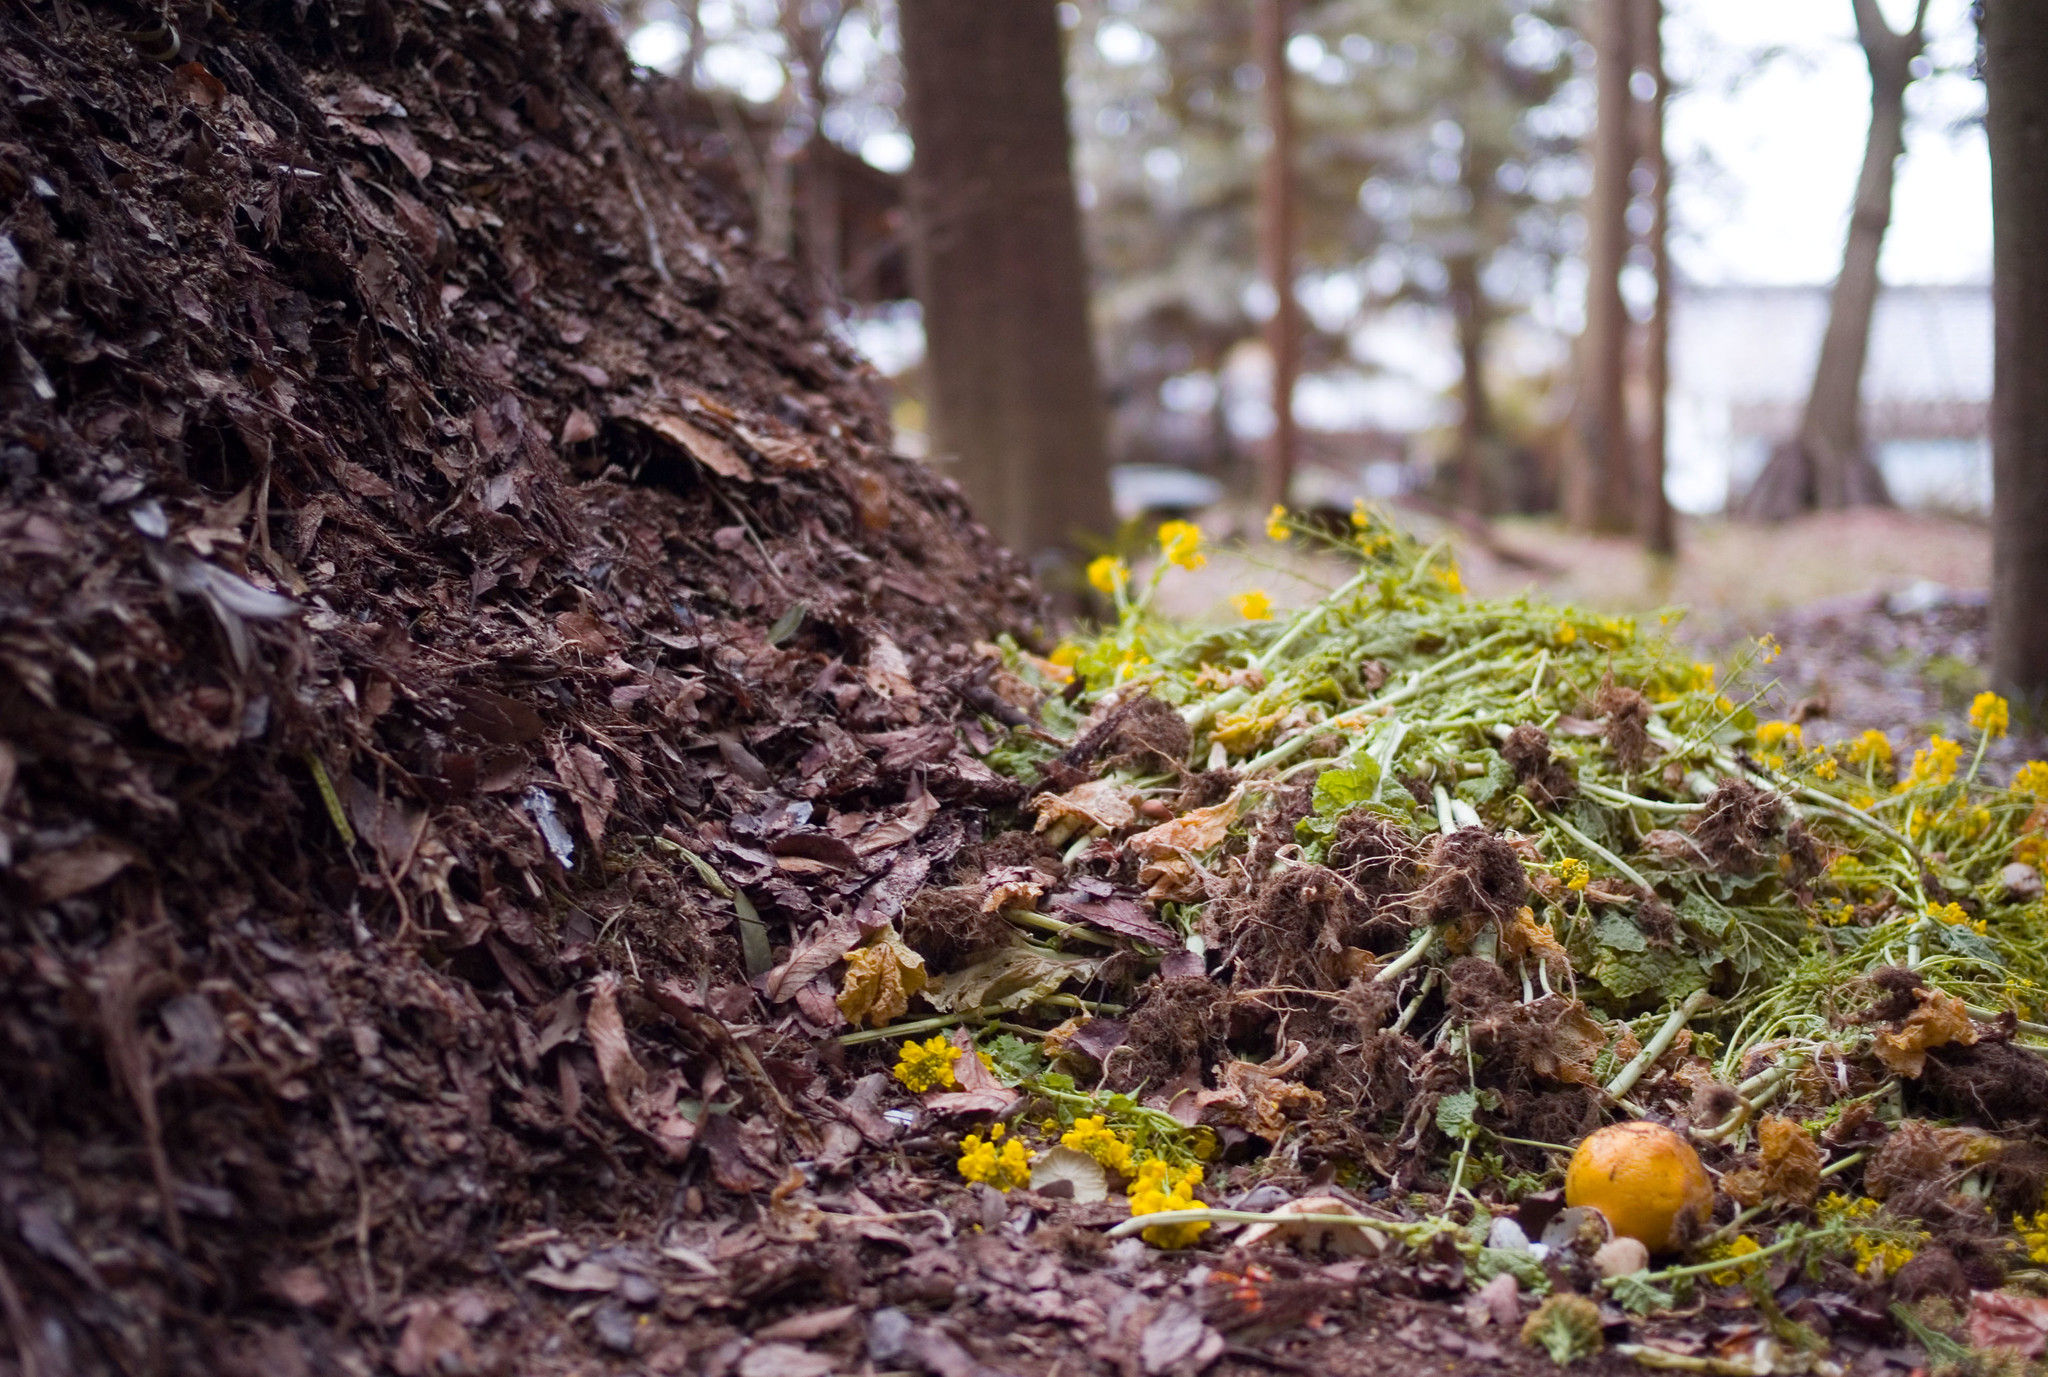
xmin=980 ymin=866 xmax=1047 ymax=913
xmin=923 ymin=1029 xmax=1017 ymax=1115
xmin=1135 ymin=853 xmax=1205 ymax=904
xmin=921 ymin=938 xmax=1101 ymax=1014
xmin=1029 ymin=1145 xmax=1109 ymax=1203
xmin=1499 ymin=906 xmax=1572 ymax=980
xmin=1722 ymin=1115 xmax=1824 ymax=1208
xmin=1237 ymin=1195 xmax=1387 ymax=1255
xmin=1874 ymin=987 xmax=1979 ymax=1077
xmin=1195 ymin=1042 xmax=1324 ymax=1138
xmin=1124 ymin=783 xmax=1254 ymax=861
xmin=1970 ymin=1289 xmax=2048 ymax=1357
xmin=835 ymin=931 xmax=927 ymax=1028
xmin=1031 ymin=779 xmax=1137 ymax=843
xmin=585 ymin=974 xmax=698 ymax=1159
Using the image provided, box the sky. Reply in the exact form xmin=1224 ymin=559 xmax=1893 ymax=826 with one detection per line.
xmin=1665 ymin=0 xmax=1988 ymax=286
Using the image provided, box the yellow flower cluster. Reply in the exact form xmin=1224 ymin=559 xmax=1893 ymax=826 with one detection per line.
xmin=892 ymin=1035 xmax=960 ymax=1093
xmin=1820 ymin=1194 xmax=1924 ymax=1276
xmin=1702 ymin=1234 xmax=1764 ymax=1285
xmin=1558 ymin=857 xmax=1591 ymax=892
xmin=1060 ymin=1115 xmax=1135 ymax=1175
xmin=1845 ymin=729 xmax=1893 ymax=769
xmin=1812 ymin=755 xmax=1839 ymax=781
xmin=957 ymin=1123 xmax=1032 ymax=1191
xmin=1232 ymin=589 xmax=1273 ymax=621
xmin=1266 ymin=505 xmax=1290 ymax=541
xmin=1554 ymin=621 xmax=1577 ymax=646
xmin=2015 ymin=761 xmax=2048 ymax=801
xmin=1900 ymin=735 xmax=1963 ymax=790
xmin=1129 ymin=1159 xmax=1208 ymax=1248
xmin=1087 ymin=555 xmax=1128 ymax=597
xmin=2014 ymin=1209 xmax=2048 ymax=1264
xmin=1757 ymin=720 xmax=1803 ymax=752
xmin=2016 ymin=836 xmax=2048 ymax=868
xmin=1927 ymin=901 xmax=1989 ymax=937
xmin=1852 ymin=1236 xmax=1917 ymax=1277
xmin=1434 ymin=565 xmax=1465 ymax=595
xmin=1757 ymin=633 xmax=1782 ymax=665
xmin=1971 ymin=691 xmax=2011 ymax=739
xmin=1158 ymin=520 xmax=1205 ymax=571
xmin=1689 ymin=662 xmax=1716 ymax=691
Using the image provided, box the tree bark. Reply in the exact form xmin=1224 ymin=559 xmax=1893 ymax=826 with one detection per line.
xmin=1566 ymin=0 xmax=1635 ymax=532
xmin=1987 ymin=0 xmax=2048 ymax=700
xmin=1448 ymin=248 xmax=1492 ymax=514
xmin=1635 ymin=0 xmax=1675 ymax=555
xmin=1256 ymin=0 xmax=1299 ymax=510
xmin=898 ymin=0 xmax=1113 ymax=564
xmin=1739 ymin=0 xmax=1924 ymax=519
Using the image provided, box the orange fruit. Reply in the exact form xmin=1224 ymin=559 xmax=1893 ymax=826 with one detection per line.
xmin=1564 ymin=1121 xmax=1713 ymax=1254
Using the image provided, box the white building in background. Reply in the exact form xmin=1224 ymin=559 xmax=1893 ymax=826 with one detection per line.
xmin=1668 ymin=282 xmax=1991 ymax=515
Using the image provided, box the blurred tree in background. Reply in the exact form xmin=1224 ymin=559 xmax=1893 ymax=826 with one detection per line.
xmin=1069 ymin=0 xmax=1587 ymax=512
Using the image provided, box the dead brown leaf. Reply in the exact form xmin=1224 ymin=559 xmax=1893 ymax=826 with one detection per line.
xmin=1874 ymin=987 xmax=1979 ymax=1077
xmin=835 ymin=930 xmax=926 ymax=1028
xmin=585 ymin=973 xmax=697 ymax=1159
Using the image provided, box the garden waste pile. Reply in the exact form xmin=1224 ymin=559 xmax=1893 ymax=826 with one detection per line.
xmin=820 ymin=512 xmax=2048 ymax=1374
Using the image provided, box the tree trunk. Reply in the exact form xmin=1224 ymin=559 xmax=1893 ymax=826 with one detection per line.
xmin=898 ymin=0 xmax=1113 ymax=564
xmin=1566 ymin=0 xmax=1635 ymax=532
xmin=1635 ymin=0 xmax=1675 ymax=555
xmin=1256 ymin=0 xmax=1299 ymax=510
xmin=1739 ymin=0 xmax=1924 ymax=520
xmin=1987 ymin=0 xmax=2048 ymax=701
xmin=1448 ymin=249 xmax=1492 ymax=514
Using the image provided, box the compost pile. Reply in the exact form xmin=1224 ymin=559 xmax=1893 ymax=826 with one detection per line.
xmin=0 ymin=0 xmax=1045 ymax=1371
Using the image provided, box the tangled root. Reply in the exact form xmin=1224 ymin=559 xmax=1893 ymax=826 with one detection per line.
xmin=1412 ymin=827 xmax=1529 ymax=936
xmin=1591 ymin=678 xmax=1655 ymax=772
xmin=1502 ymin=723 xmax=1577 ymax=808
xmin=1687 ymin=779 xmax=1784 ymax=874
xmin=1110 ymin=975 xmax=1228 ymax=1089
xmin=1327 ymin=810 xmax=1422 ymax=897
xmin=901 ymin=887 xmax=1011 ymax=967
xmin=1052 ymin=692 xmax=1191 ymax=783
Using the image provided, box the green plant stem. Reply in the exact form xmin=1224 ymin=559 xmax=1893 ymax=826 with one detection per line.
xmin=1004 ymin=909 xmax=1116 ymax=947
xmin=1604 ymin=1231 xmax=1807 ymax=1289
xmin=1373 ymin=926 xmax=1439 ymax=984
xmin=1543 ymin=810 xmax=1654 ymax=895
xmin=1605 ymin=989 xmax=1713 ymax=1100
xmin=1103 ymin=1206 xmax=1452 ymax=1243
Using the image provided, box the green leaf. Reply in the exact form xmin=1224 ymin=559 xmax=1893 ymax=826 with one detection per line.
xmin=1591 ymin=943 xmax=1707 ymax=1003
xmin=980 ymin=1031 xmax=1048 ymax=1083
xmin=1593 ymin=912 xmax=1649 ymax=953
xmin=1312 ymin=760 xmax=1381 ymax=815
xmin=766 ymin=601 xmax=807 ymax=646
xmin=1436 ymin=1090 xmax=1480 ymax=1141
xmin=1607 ymin=1272 xmax=1674 ymax=1316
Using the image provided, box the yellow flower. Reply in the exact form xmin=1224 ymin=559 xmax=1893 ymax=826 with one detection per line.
xmin=1266 ymin=505 xmax=1289 ymax=541
xmin=958 ymin=1123 xmax=1032 ymax=1191
xmin=1900 ymin=735 xmax=1963 ymax=790
xmin=1049 ymin=643 xmax=1080 ymax=668
xmin=2015 ymin=836 xmax=2048 ymax=867
xmin=1758 ymin=752 xmax=1787 ymax=773
xmin=1350 ymin=499 xmax=1371 ymax=530
xmin=1157 ymin=520 xmax=1206 ymax=571
xmin=1813 ymin=756 xmax=1839 ymax=781
xmin=1689 ymin=662 xmax=1717 ymax=691
xmin=1558 ymin=857 xmax=1591 ymax=892
xmin=1435 ymin=565 xmax=1465 ymax=595
xmin=1971 ymin=691 xmax=2011 ymax=739
xmin=1061 ymin=1115 xmax=1134 ymax=1175
xmin=1846 ymin=730 xmax=1893 ymax=770
xmin=892 ymin=1035 xmax=960 ymax=1093
xmin=1703 ymin=1234 xmax=1763 ymax=1286
xmin=1757 ymin=633 xmax=1782 ymax=665
xmin=1128 ymin=1159 xmax=1208 ymax=1248
xmin=2015 ymin=761 xmax=2048 ymax=800
xmin=1554 ymin=621 xmax=1578 ymax=646
xmin=1851 ymin=1236 xmax=1916 ymax=1277
xmin=2015 ymin=1208 xmax=2048 ymax=1264
xmin=1926 ymin=900 xmax=1987 ymax=936
xmin=1232 ymin=589 xmax=1273 ymax=621
xmin=1087 ymin=555 xmax=1128 ymax=597
xmin=1756 ymin=720 xmax=1803 ymax=752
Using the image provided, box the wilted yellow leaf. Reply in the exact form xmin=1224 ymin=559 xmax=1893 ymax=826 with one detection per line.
xmin=1031 ymin=779 xmax=1137 ymax=841
xmin=1873 ymin=988 xmax=1978 ymax=1077
xmin=836 ymin=931 xmax=927 ymax=1028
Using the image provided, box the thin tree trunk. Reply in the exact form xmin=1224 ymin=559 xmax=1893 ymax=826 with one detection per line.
xmin=1448 ymin=249 xmax=1491 ymax=514
xmin=1636 ymin=0 xmax=1675 ymax=555
xmin=1567 ymin=0 xmax=1634 ymax=532
xmin=1256 ymin=0 xmax=1299 ymax=510
xmin=898 ymin=0 xmax=1112 ymax=563
xmin=1741 ymin=0 xmax=1924 ymax=519
xmin=1987 ymin=0 xmax=2048 ymax=700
